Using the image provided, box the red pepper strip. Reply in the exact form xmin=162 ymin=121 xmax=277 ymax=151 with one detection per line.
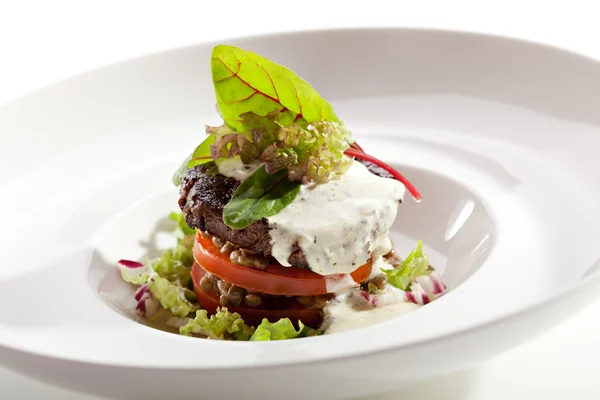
xmin=344 ymin=148 xmax=422 ymax=202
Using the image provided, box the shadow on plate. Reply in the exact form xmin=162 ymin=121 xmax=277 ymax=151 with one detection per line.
xmin=0 ymin=248 xmax=99 ymax=329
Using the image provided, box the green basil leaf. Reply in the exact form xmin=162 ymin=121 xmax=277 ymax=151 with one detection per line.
xmin=223 ymin=165 xmax=301 ymax=229
xmin=211 ymin=45 xmax=339 ymax=132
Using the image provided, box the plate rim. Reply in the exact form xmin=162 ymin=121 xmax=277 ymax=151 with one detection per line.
xmin=1 ymin=26 xmax=600 ymax=370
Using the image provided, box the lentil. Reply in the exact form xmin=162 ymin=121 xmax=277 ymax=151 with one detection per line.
xmin=227 ymin=286 xmax=245 ymax=305
xmin=252 ymin=256 xmax=269 ymax=270
xmin=212 ymin=236 xmax=225 ymax=249
xmin=199 ymin=276 xmax=213 ymax=293
xmin=219 ymin=296 xmax=230 ymax=306
xmin=383 ymin=249 xmax=402 ymax=266
xmin=220 ymin=241 xmax=236 ymax=254
xmin=199 ymin=230 xmax=213 ymax=238
xmin=297 ymin=296 xmax=314 ymax=306
xmin=244 ymin=293 xmax=262 ymax=307
xmin=229 ymin=250 xmax=254 ymax=267
xmin=313 ymin=296 xmax=330 ymax=308
xmin=217 ymin=280 xmax=231 ymax=294
xmin=228 ymin=248 xmax=270 ymax=270
xmin=371 ymin=276 xmax=386 ymax=290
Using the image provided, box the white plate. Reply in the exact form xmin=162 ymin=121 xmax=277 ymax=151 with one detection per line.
xmin=1 ymin=28 xmax=600 ymax=400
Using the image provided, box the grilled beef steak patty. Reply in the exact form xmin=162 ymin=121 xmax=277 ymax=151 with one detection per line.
xmin=178 ymin=160 xmax=392 ymax=269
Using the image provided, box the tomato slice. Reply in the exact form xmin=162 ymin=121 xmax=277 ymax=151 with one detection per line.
xmin=191 ymin=262 xmax=322 ymax=328
xmin=193 ymin=232 xmax=372 ymax=296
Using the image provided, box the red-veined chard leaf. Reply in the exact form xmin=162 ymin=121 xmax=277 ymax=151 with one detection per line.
xmin=211 ymin=45 xmax=339 ymax=132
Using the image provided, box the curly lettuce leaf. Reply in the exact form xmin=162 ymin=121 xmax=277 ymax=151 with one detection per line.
xmin=249 ymin=318 xmax=305 ymax=341
xmin=120 ymin=264 xmax=153 ymax=285
xmin=148 ymin=243 xmax=194 ymax=286
xmin=180 ymin=308 xmax=255 ymax=340
xmin=208 ymin=111 xmax=352 ymax=183
xmin=120 ymin=214 xmax=197 ymax=319
xmin=211 ymin=45 xmax=338 ymax=132
xmin=382 ymin=240 xmax=432 ymax=291
xmin=121 ymin=215 xmax=194 ymax=288
xmin=148 ymin=275 xmax=196 ymax=318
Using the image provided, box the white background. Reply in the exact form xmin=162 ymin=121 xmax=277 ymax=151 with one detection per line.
xmin=1 ymin=1 xmax=600 ymax=399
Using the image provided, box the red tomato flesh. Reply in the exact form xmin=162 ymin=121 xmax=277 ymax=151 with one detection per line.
xmin=193 ymin=232 xmax=372 ymax=296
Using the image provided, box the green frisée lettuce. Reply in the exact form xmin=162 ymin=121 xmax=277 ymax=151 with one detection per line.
xmin=180 ymin=308 xmax=255 ymax=340
xmin=179 ymin=310 xmax=318 ymax=341
xmin=148 ymin=274 xmax=197 ymax=318
xmin=149 ymin=245 xmax=194 ymax=286
xmin=145 ymin=212 xmax=195 ymax=285
xmin=120 ymin=264 xmax=152 ymax=285
xmin=250 ymin=318 xmax=320 ymax=341
xmin=119 ymin=212 xmax=197 ymax=318
xmin=382 ymin=240 xmax=432 ymax=291
xmin=207 ymin=111 xmax=353 ymax=183
xmin=249 ymin=318 xmax=304 ymax=341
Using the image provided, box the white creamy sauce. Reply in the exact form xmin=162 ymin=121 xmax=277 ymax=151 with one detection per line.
xmin=215 ymin=158 xmax=262 ymax=180
xmin=371 ymin=234 xmax=393 ymax=259
xmin=320 ymin=255 xmax=428 ymax=333
xmin=268 ymin=161 xmax=405 ymax=275
xmin=368 ymin=252 xmax=394 ymax=280
xmin=321 ymin=293 xmax=421 ymax=334
xmin=324 ymin=273 xmax=357 ymax=293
